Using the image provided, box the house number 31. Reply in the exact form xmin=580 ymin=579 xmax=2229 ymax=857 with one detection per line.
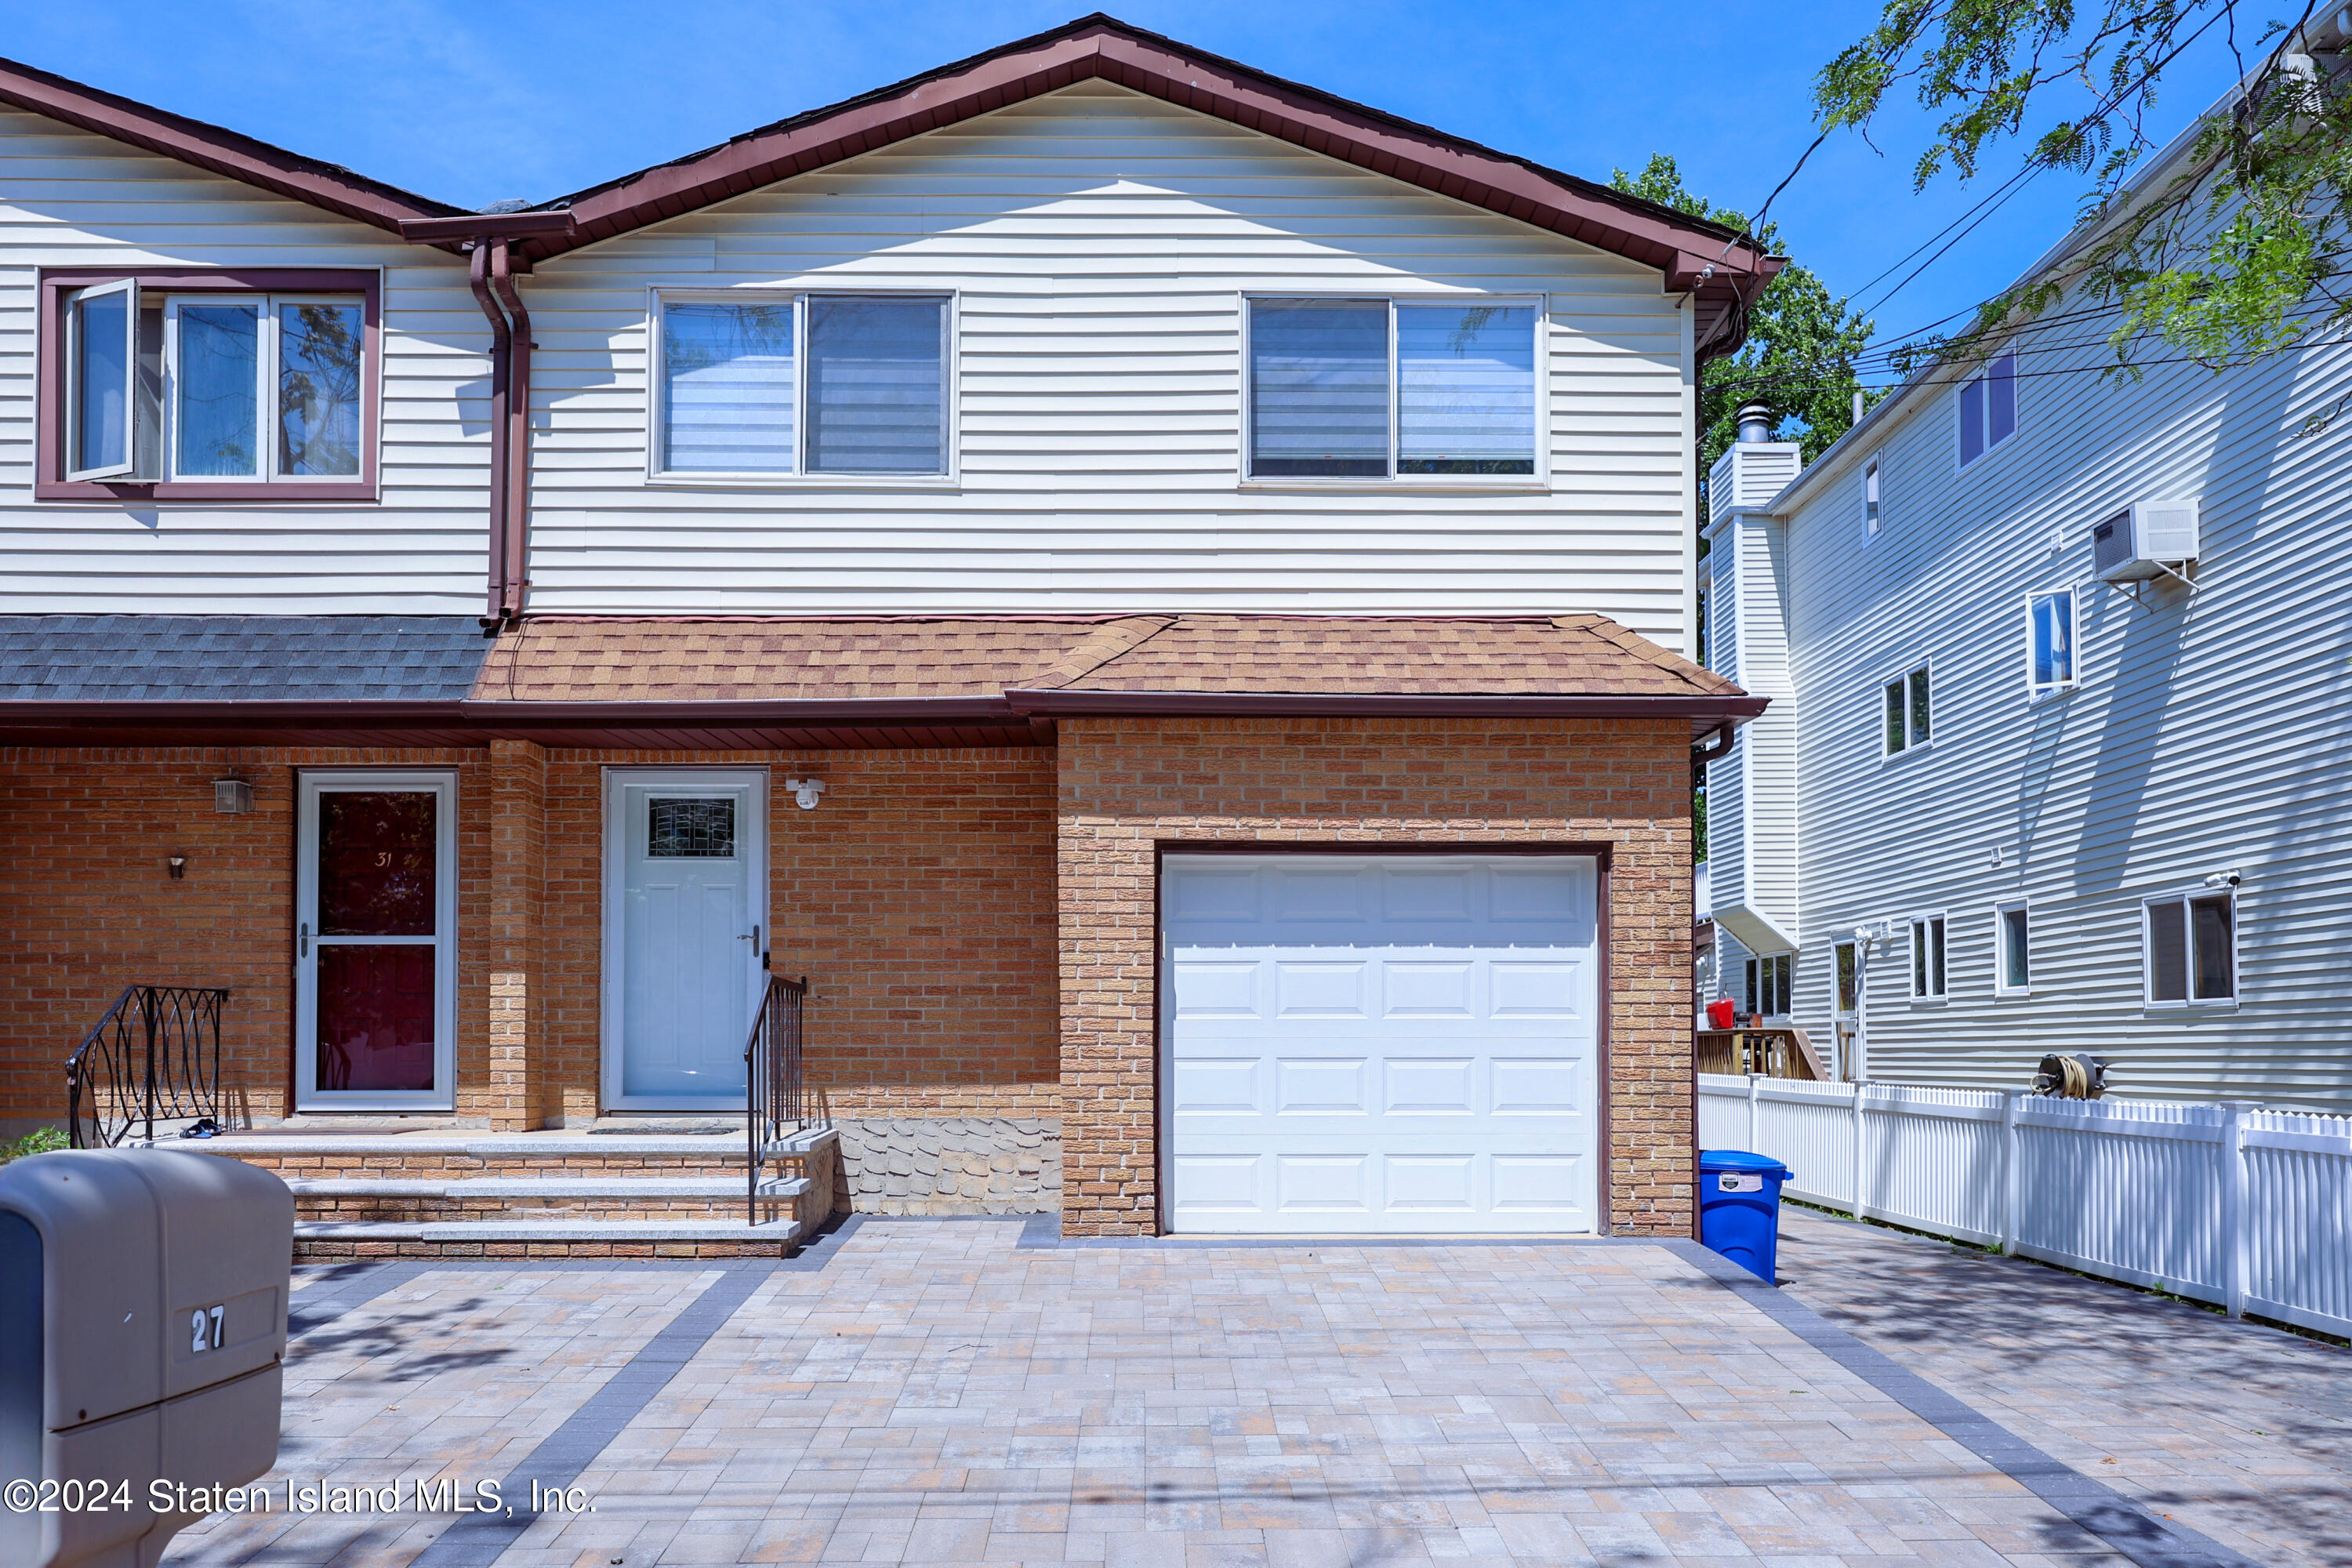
xmin=189 ymin=1305 xmax=225 ymax=1354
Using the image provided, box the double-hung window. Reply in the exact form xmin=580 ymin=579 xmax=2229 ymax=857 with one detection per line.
xmin=1958 ymin=348 xmax=2017 ymax=467
xmin=1882 ymin=662 xmax=1932 ymax=755
xmin=1246 ymin=296 xmax=1541 ymax=480
xmin=2027 ymin=590 xmax=2076 ymax=697
xmin=1996 ymin=902 xmax=2031 ymax=993
xmin=652 ymin=292 xmax=953 ymax=479
xmin=2146 ymin=891 xmax=2236 ymax=1005
xmin=1910 ymin=916 xmax=1947 ymax=1000
xmin=1744 ymin=952 xmax=1791 ymax=1018
xmin=45 ymin=270 xmax=379 ymax=499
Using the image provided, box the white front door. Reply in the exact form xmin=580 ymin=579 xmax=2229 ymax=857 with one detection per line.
xmin=602 ymin=770 xmax=767 ymax=1111
xmin=1162 ymin=853 xmax=1600 ymax=1235
xmin=295 ymin=771 xmax=458 ymax=1112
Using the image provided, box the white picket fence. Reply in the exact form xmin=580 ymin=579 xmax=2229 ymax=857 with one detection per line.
xmin=1697 ymin=1073 xmax=2352 ymax=1338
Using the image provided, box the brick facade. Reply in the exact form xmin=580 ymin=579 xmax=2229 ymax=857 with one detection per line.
xmin=1054 ymin=715 xmax=1695 ymax=1238
xmin=0 ymin=746 xmax=490 ymax=1124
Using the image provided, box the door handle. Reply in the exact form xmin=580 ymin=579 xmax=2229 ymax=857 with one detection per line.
xmin=297 ymin=921 xmax=310 ymax=959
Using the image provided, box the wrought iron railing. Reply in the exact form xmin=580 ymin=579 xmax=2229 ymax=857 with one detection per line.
xmin=66 ymin=985 xmax=232 ymax=1148
xmin=743 ymin=973 xmax=811 ymax=1225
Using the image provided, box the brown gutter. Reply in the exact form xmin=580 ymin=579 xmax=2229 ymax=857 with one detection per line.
xmin=401 ymin=214 xmax=576 ymax=626
xmin=488 ymin=245 xmax=532 ymax=622
xmin=466 ymin=244 xmax=511 ymax=626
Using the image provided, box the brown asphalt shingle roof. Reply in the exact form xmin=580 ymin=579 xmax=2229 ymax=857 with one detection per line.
xmin=472 ymin=613 xmax=1744 ymax=704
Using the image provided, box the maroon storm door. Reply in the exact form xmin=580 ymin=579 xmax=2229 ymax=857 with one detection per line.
xmin=296 ymin=775 xmax=454 ymax=1109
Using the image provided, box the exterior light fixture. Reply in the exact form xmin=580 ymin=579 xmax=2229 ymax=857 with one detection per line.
xmin=167 ymin=855 xmax=187 ymax=880
xmin=213 ymin=777 xmax=254 ymax=814
xmin=786 ymin=778 xmax=826 ymax=811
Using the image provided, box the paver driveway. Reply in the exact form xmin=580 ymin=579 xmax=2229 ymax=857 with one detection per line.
xmin=164 ymin=1217 xmax=2252 ymax=1567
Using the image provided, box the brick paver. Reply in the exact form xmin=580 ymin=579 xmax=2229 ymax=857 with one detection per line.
xmin=1776 ymin=1207 xmax=2352 ymax=1568
xmin=164 ymin=1220 xmax=2191 ymax=1566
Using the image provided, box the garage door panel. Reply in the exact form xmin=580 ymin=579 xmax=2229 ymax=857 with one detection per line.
xmin=1164 ymin=854 xmax=1599 ymax=1236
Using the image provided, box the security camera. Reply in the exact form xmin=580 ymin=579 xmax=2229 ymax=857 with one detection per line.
xmin=2204 ymin=869 xmax=2241 ymax=888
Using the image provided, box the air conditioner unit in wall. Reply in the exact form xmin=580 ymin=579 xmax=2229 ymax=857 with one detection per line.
xmin=2092 ymin=499 xmax=2200 ymax=581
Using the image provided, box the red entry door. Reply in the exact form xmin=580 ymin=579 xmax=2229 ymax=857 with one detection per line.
xmin=297 ymin=774 xmax=455 ymax=1109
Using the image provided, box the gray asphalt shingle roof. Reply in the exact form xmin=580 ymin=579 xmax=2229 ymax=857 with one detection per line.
xmin=0 ymin=616 xmax=491 ymax=701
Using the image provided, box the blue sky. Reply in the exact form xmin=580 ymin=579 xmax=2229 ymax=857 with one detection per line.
xmin=10 ymin=1 xmax=2252 ymax=379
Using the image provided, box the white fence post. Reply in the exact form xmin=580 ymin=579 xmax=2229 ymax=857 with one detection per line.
xmin=1998 ymin=1090 xmax=2024 ymax=1256
xmin=2221 ymin=1101 xmax=2249 ymax=1319
xmin=1747 ymin=1071 xmax=1761 ymax=1151
xmin=1850 ymin=1083 xmax=1867 ymax=1220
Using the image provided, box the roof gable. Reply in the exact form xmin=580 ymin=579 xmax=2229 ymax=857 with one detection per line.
xmin=525 ymin=14 xmax=1777 ymax=317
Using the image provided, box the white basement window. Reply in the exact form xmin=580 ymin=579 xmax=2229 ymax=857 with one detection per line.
xmin=2146 ymin=891 xmax=2236 ymax=1005
xmin=1910 ymin=916 xmax=1946 ymax=1000
xmin=653 ymin=293 xmax=952 ymax=479
xmin=1246 ymin=297 xmax=1540 ymax=480
xmin=1882 ymin=662 xmax=1932 ymax=755
xmin=2027 ymin=590 xmax=2076 ymax=697
xmin=1958 ymin=349 xmax=2017 ymax=467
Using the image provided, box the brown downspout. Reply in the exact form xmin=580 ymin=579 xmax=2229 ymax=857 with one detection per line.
xmin=467 ymin=242 xmax=513 ymax=627
xmin=488 ymin=242 xmax=532 ymax=623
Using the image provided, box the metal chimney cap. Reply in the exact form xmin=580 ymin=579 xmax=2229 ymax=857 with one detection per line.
xmin=1735 ymin=402 xmax=1773 ymax=443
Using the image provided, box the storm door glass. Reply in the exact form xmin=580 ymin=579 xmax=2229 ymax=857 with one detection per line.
xmin=299 ymin=775 xmax=455 ymax=1108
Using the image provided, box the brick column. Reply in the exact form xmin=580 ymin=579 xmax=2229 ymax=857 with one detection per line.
xmin=485 ymin=739 xmax=547 ymax=1131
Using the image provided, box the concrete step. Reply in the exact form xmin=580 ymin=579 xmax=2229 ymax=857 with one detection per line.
xmin=284 ymin=1176 xmax=808 ymax=1200
xmin=295 ymin=1218 xmax=801 ymax=1243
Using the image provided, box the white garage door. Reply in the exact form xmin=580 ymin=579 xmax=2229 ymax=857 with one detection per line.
xmin=1162 ymin=853 xmax=1599 ymax=1235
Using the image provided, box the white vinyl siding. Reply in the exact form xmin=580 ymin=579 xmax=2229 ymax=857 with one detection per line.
xmin=519 ymin=82 xmax=1697 ymax=641
xmin=1768 ymin=252 xmax=2352 ymax=1109
xmin=0 ymin=110 xmax=483 ymax=612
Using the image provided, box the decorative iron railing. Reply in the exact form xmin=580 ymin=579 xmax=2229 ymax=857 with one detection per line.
xmin=743 ymin=973 xmax=811 ymax=1225
xmin=66 ymin=985 xmax=232 ymax=1148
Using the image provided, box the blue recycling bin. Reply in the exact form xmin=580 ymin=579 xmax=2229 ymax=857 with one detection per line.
xmin=1699 ymin=1149 xmax=1791 ymax=1282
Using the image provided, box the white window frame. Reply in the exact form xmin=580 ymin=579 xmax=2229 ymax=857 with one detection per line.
xmin=2024 ymin=586 xmax=2079 ymax=700
xmin=1909 ymin=915 xmax=1947 ymax=1001
xmin=1879 ymin=659 xmax=1933 ymax=759
xmin=1833 ymin=939 xmax=1859 ymax=1020
xmin=1994 ymin=900 xmax=2031 ymax=996
xmin=1862 ymin=454 xmax=1882 ymax=541
xmin=1956 ymin=347 xmax=2019 ymax=470
xmin=2142 ymin=887 xmax=2239 ymax=1008
xmin=163 ymin=292 xmax=370 ymax=485
xmin=1744 ymin=950 xmax=1792 ymax=1019
xmin=1236 ymin=292 xmax=1550 ymax=490
xmin=644 ymin=288 xmax=959 ymax=487
xmin=64 ymin=278 xmax=140 ymax=481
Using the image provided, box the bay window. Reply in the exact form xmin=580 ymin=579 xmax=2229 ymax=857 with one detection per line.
xmin=1247 ymin=296 xmax=1540 ymax=480
xmin=42 ymin=269 xmax=379 ymax=500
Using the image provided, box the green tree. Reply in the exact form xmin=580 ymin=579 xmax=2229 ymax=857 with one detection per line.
xmin=1611 ymin=154 xmax=1879 ymax=473
xmin=1816 ymin=1 xmax=2352 ymax=375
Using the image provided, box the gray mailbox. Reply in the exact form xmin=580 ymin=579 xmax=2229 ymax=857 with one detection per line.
xmin=1 ymin=1147 xmax=292 ymax=1568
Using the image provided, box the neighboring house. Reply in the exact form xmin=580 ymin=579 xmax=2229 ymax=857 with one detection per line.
xmin=0 ymin=16 xmax=1776 ymax=1244
xmin=1703 ymin=28 xmax=2352 ymax=1112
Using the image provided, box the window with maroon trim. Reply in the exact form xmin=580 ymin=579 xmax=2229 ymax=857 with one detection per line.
xmin=38 ymin=269 xmax=380 ymax=502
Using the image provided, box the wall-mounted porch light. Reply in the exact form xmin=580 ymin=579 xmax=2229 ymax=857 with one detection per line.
xmin=213 ymin=776 xmax=253 ymax=814
xmin=167 ymin=855 xmax=187 ymax=880
xmin=786 ymin=778 xmax=827 ymax=811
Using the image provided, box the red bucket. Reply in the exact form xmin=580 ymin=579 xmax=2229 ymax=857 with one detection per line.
xmin=1705 ymin=997 xmax=1737 ymax=1029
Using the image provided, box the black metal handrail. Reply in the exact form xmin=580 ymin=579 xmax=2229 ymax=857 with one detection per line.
xmin=66 ymin=985 xmax=232 ymax=1148
xmin=744 ymin=974 xmax=810 ymax=1225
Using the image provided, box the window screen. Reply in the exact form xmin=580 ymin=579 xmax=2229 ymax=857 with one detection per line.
xmin=648 ymin=797 xmax=736 ymax=858
xmin=1396 ymin=303 xmax=1535 ymax=474
xmin=805 ymin=296 xmax=947 ymax=475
